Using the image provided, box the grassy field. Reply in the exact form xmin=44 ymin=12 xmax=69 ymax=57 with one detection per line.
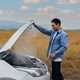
xmin=0 ymin=29 xmax=80 ymax=80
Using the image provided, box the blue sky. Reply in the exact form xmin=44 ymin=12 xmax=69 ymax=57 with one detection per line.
xmin=0 ymin=0 xmax=80 ymax=29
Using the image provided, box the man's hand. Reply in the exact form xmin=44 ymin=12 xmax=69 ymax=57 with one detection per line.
xmin=30 ymin=20 xmax=35 ymax=25
xmin=48 ymin=55 xmax=52 ymax=60
xmin=48 ymin=53 xmax=55 ymax=60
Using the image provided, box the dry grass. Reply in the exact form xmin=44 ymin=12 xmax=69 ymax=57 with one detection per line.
xmin=0 ymin=30 xmax=80 ymax=80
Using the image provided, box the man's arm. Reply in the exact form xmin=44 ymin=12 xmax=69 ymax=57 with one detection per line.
xmin=54 ymin=33 xmax=68 ymax=56
xmin=32 ymin=23 xmax=52 ymax=36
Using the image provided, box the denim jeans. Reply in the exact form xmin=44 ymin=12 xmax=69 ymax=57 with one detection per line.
xmin=51 ymin=61 xmax=64 ymax=80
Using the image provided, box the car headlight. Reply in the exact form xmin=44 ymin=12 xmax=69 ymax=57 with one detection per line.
xmin=16 ymin=65 xmax=48 ymax=77
xmin=27 ymin=63 xmax=48 ymax=77
xmin=25 ymin=67 xmax=47 ymax=77
xmin=26 ymin=69 xmax=41 ymax=77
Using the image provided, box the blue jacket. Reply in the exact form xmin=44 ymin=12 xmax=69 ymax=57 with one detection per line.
xmin=33 ymin=24 xmax=68 ymax=60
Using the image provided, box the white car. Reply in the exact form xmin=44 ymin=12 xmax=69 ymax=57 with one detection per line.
xmin=0 ymin=55 xmax=50 ymax=80
xmin=0 ymin=22 xmax=50 ymax=80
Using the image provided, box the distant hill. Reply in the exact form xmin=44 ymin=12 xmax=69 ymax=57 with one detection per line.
xmin=0 ymin=21 xmax=24 ymax=29
xmin=65 ymin=29 xmax=80 ymax=32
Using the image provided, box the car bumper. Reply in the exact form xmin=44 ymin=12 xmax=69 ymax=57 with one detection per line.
xmin=22 ymin=72 xmax=50 ymax=80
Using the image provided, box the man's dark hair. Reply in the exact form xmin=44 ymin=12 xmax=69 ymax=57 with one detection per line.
xmin=51 ymin=18 xmax=61 ymax=26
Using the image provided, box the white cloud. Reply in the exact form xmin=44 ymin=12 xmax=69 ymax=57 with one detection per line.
xmin=0 ymin=10 xmax=3 ymax=15
xmin=5 ymin=10 xmax=15 ymax=16
xmin=37 ymin=6 xmax=56 ymax=14
xmin=21 ymin=0 xmax=41 ymax=12
xmin=21 ymin=5 xmax=29 ymax=11
xmin=23 ymin=0 xmax=40 ymax=4
xmin=22 ymin=0 xmax=48 ymax=4
xmin=61 ymin=9 xmax=73 ymax=14
xmin=58 ymin=0 xmax=80 ymax=4
xmin=32 ymin=0 xmax=40 ymax=3
xmin=59 ymin=9 xmax=80 ymax=20
xmin=0 ymin=10 xmax=16 ymax=16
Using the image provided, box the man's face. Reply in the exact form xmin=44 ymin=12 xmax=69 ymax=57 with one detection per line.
xmin=51 ymin=22 xmax=60 ymax=31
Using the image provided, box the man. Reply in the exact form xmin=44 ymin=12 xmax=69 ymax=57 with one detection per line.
xmin=32 ymin=18 xmax=68 ymax=80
